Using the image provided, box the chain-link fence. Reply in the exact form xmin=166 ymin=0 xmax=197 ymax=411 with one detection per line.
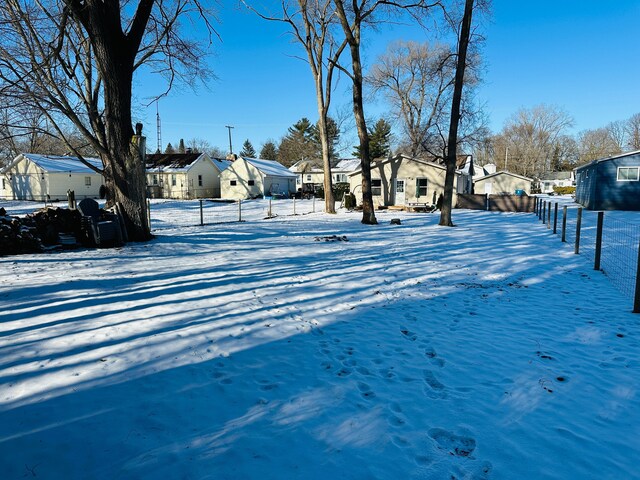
xmin=534 ymin=198 xmax=640 ymax=311
xmin=148 ymin=198 xmax=326 ymax=230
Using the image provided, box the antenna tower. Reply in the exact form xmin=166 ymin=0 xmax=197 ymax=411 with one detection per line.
xmin=156 ymin=102 xmax=162 ymax=154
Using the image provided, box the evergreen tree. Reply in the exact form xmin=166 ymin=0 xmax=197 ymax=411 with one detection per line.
xmin=178 ymin=138 xmax=185 ymax=153
xmin=165 ymin=142 xmax=175 ymax=154
xmin=312 ymin=117 xmax=340 ymax=163
xmin=353 ymin=119 xmax=391 ymax=159
xmin=260 ymin=140 xmax=278 ymax=160
xmin=278 ymin=117 xmax=317 ymax=166
xmin=240 ymin=139 xmax=257 ymax=158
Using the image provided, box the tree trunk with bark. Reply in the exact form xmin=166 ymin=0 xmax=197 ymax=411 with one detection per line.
xmin=66 ymin=0 xmax=152 ymax=240
xmin=439 ymin=0 xmax=474 ymax=227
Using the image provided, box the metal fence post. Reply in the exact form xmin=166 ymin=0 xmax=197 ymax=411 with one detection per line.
xmin=575 ymin=207 xmax=583 ymax=254
xmin=541 ymin=201 xmax=545 ymax=221
xmin=634 ymin=238 xmax=640 ymax=313
xmin=534 ymin=197 xmax=538 ymax=215
xmin=594 ymin=211 xmax=604 ymax=270
xmin=553 ymin=203 xmax=558 ymax=233
xmin=313 ymin=196 xmax=316 ymax=213
xmin=547 ymin=201 xmax=551 ymax=229
xmin=147 ymin=199 xmax=151 ymax=231
xmin=238 ymin=199 xmax=242 ymax=222
xmin=293 ymin=197 xmax=296 ymax=215
xmin=199 ymin=199 xmax=204 ymax=226
xmin=561 ymin=206 xmax=567 ymax=242
xmin=268 ymin=198 xmax=272 ymax=218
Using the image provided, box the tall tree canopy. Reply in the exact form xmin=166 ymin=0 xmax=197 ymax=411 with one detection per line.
xmin=0 ymin=0 xmax=215 ymax=240
xmin=240 ymin=139 xmax=257 ymax=158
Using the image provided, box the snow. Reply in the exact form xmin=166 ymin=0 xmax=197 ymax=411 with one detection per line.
xmin=20 ymin=154 xmax=102 ymax=173
xmin=244 ymin=157 xmax=298 ymax=178
xmin=1 ymin=199 xmax=640 ymax=479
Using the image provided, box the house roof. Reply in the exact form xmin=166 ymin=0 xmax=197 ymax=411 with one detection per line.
xmin=334 ymin=158 xmax=361 ymax=172
xmin=474 ymin=170 xmax=533 ymax=182
xmin=212 ymin=158 xmax=232 ymax=172
xmin=575 ymin=149 xmax=640 ymax=172
xmin=244 ymin=157 xmax=297 ymax=177
xmin=2 ymin=153 xmax=102 ymax=174
xmin=539 ymin=171 xmax=572 ymax=181
xmin=347 ymin=154 xmax=457 ymax=176
xmin=289 ymin=158 xmax=323 ymax=173
xmin=146 ymin=153 xmax=202 ymax=171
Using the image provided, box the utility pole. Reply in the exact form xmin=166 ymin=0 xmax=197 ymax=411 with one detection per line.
xmin=505 ymin=146 xmax=509 ymax=171
xmin=225 ymin=125 xmax=234 ymax=155
xmin=156 ymin=102 xmax=162 ymax=154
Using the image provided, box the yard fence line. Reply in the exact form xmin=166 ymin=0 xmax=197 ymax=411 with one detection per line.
xmin=148 ymin=198 xmax=323 ymax=230
xmin=534 ymin=198 xmax=640 ymax=313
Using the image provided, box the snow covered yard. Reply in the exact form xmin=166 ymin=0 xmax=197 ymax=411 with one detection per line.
xmin=1 ymin=204 xmax=639 ymax=479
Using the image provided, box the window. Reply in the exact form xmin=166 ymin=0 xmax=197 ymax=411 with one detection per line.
xmin=230 ymin=180 xmax=237 ymax=186
xmin=306 ymin=174 xmax=312 ymax=182
xmin=1 ymin=178 xmax=5 ymax=190
xmin=416 ymin=178 xmax=428 ymax=197
xmin=171 ymin=174 xmax=177 ymax=186
xmin=152 ymin=174 xmax=158 ymax=185
xmin=198 ymin=175 xmax=203 ymax=187
xmin=334 ymin=173 xmax=348 ymax=183
xmin=371 ymin=179 xmax=382 ymax=196
xmin=617 ymin=166 xmax=639 ymax=181
xmin=248 ymin=180 xmax=255 ymax=186
xmin=85 ymin=176 xmax=92 ymax=186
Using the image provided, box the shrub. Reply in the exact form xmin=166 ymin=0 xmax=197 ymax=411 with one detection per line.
xmin=553 ymin=186 xmax=576 ymax=195
xmin=344 ymin=193 xmax=357 ymax=210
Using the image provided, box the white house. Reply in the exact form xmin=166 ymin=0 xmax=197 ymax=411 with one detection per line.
xmin=473 ymin=170 xmax=533 ymax=195
xmin=538 ymin=171 xmax=575 ymax=193
xmin=1 ymin=153 xmax=104 ymax=201
xmin=348 ymin=154 xmax=459 ymax=207
xmin=145 ymin=152 xmax=230 ymax=199
xmin=220 ymin=157 xmax=297 ymax=200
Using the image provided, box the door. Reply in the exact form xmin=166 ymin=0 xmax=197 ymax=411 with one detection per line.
xmin=394 ymin=178 xmax=406 ymax=205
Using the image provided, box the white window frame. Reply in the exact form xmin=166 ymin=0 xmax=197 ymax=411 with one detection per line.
xmin=171 ymin=174 xmax=177 ymax=186
xmin=306 ymin=174 xmax=312 ymax=182
xmin=416 ymin=178 xmax=428 ymax=198
xmin=1 ymin=178 xmax=5 ymax=190
xmin=617 ymin=166 xmax=640 ymax=181
xmin=85 ymin=176 xmax=92 ymax=186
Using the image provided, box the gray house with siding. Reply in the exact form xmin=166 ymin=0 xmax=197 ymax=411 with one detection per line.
xmin=575 ymin=150 xmax=640 ymax=210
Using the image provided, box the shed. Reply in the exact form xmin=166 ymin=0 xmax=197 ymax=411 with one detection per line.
xmin=473 ymin=171 xmax=532 ymax=195
xmin=220 ymin=157 xmax=297 ymax=200
xmin=0 ymin=153 xmax=104 ymax=201
xmin=145 ymin=152 xmax=229 ymax=199
xmin=348 ymin=154 xmax=459 ymax=207
xmin=575 ymin=150 xmax=640 ymax=210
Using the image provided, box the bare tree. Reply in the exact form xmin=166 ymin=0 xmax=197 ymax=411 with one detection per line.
xmin=577 ymin=127 xmax=622 ymax=164
xmin=497 ymin=104 xmax=574 ymax=177
xmin=370 ymin=41 xmax=454 ymax=157
xmin=0 ymin=0 xmax=214 ymax=240
xmin=439 ymin=0 xmax=474 ymax=227
xmin=625 ymin=113 xmax=640 ymax=150
xmin=246 ymin=0 xmax=347 ymax=214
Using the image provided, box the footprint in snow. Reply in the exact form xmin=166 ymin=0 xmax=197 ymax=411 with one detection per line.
xmin=429 ymin=428 xmax=476 ymax=458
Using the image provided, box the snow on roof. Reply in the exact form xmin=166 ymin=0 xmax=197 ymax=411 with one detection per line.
xmin=333 ymin=158 xmax=361 ymax=172
xmin=475 ymin=170 xmax=533 ymax=182
xmin=244 ymin=157 xmax=297 ymax=177
xmin=20 ymin=154 xmax=102 ymax=173
xmin=212 ymin=158 xmax=232 ymax=172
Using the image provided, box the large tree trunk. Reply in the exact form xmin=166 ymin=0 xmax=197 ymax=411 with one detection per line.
xmin=348 ymin=39 xmax=377 ymax=225
xmin=67 ymin=0 xmax=153 ymax=241
xmin=315 ymin=91 xmax=336 ymax=214
xmin=439 ymin=0 xmax=474 ymax=227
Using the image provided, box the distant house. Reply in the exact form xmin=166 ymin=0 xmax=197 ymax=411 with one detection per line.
xmin=145 ymin=152 xmax=230 ymax=199
xmin=473 ymin=170 xmax=533 ymax=195
xmin=348 ymin=154 xmax=459 ymax=207
xmin=455 ymin=155 xmax=475 ymax=194
xmin=289 ymin=157 xmax=361 ymax=194
xmin=575 ymin=150 xmax=640 ymax=210
xmin=220 ymin=157 xmax=297 ymax=200
xmin=538 ymin=171 xmax=575 ymax=193
xmin=289 ymin=159 xmax=324 ymax=193
xmin=0 ymin=153 xmax=104 ymax=201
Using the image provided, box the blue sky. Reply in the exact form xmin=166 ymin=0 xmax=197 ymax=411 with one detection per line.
xmin=135 ymin=1 xmax=640 ymax=155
